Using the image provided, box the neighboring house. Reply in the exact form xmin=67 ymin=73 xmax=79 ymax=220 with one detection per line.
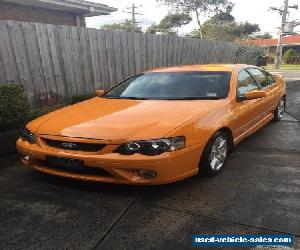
xmin=0 ymin=0 xmax=117 ymax=27
xmin=242 ymin=34 xmax=300 ymax=58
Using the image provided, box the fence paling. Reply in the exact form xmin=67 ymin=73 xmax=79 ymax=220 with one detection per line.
xmin=0 ymin=20 xmax=262 ymax=108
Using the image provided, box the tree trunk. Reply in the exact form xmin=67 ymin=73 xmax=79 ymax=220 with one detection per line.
xmin=195 ymin=9 xmax=203 ymax=39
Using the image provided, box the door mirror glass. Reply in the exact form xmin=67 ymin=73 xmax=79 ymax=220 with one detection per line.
xmin=244 ymin=90 xmax=266 ymax=100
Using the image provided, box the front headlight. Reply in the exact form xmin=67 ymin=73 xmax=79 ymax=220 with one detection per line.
xmin=115 ymin=136 xmax=185 ymax=156
xmin=21 ymin=128 xmax=36 ymax=144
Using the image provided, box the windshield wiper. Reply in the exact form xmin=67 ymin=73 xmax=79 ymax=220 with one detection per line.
xmin=119 ymin=97 xmax=150 ymax=100
xmin=102 ymin=96 xmax=147 ymax=100
xmin=102 ymin=96 xmax=120 ymax=99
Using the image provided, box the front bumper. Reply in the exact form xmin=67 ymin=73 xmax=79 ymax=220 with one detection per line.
xmin=16 ymin=138 xmax=203 ymax=185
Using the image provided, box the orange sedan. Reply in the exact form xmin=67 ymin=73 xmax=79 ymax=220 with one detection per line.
xmin=17 ymin=64 xmax=286 ymax=185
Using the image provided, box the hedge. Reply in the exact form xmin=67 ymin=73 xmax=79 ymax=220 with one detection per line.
xmin=0 ymin=84 xmax=31 ymax=131
xmin=282 ymin=49 xmax=300 ymax=64
xmin=0 ymin=84 xmax=97 ymax=132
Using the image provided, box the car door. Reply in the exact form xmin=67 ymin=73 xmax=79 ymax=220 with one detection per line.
xmin=246 ymin=68 xmax=280 ymax=116
xmin=232 ymin=69 xmax=264 ymax=140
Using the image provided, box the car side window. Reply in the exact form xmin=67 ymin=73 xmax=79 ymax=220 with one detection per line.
xmin=247 ymin=68 xmax=273 ymax=89
xmin=237 ymin=70 xmax=259 ymax=97
xmin=264 ymin=71 xmax=276 ymax=85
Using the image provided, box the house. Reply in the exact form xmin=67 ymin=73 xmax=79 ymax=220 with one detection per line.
xmin=241 ymin=34 xmax=300 ymax=58
xmin=0 ymin=0 xmax=117 ymax=27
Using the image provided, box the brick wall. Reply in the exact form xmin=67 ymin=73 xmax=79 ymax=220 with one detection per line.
xmin=0 ymin=2 xmax=86 ymax=26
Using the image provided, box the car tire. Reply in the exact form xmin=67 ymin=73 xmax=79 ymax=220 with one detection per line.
xmin=199 ymin=131 xmax=230 ymax=176
xmin=273 ymin=97 xmax=285 ymax=122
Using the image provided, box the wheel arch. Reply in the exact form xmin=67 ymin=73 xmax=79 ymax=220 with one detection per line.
xmin=198 ymin=127 xmax=233 ymax=176
xmin=218 ymin=127 xmax=234 ymax=152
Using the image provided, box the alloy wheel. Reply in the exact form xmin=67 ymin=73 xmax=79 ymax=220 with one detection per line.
xmin=209 ymin=136 xmax=228 ymax=171
xmin=277 ymin=98 xmax=285 ymax=119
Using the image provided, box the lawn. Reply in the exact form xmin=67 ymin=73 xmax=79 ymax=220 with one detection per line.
xmin=267 ymin=64 xmax=300 ymax=70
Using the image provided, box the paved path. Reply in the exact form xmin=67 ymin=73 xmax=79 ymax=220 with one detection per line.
xmin=0 ymin=80 xmax=299 ymax=250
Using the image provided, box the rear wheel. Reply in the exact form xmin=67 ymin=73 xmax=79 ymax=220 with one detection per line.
xmin=199 ymin=131 xmax=229 ymax=176
xmin=274 ymin=97 xmax=285 ymax=122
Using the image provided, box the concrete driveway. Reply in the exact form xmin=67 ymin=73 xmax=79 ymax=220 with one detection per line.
xmin=0 ymin=78 xmax=299 ymax=250
xmin=271 ymin=70 xmax=300 ymax=82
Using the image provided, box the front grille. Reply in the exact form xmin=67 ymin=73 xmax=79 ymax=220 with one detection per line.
xmin=39 ymin=158 xmax=112 ymax=178
xmin=43 ymin=138 xmax=106 ymax=152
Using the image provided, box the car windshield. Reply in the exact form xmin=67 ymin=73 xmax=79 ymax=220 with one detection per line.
xmin=103 ymin=71 xmax=231 ymax=100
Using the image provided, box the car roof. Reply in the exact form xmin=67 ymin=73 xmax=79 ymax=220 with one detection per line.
xmin=146 ymin=64 xmax=248 ymax=73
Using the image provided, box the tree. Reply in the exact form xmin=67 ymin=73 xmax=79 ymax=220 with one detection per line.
xmin=236 ymin=22 xmax=260 ymax=37
xmin=282 ymin=48 xmax=299 ymax=64
xmin=146 ymin=24 xmax=177 ymax=35
xmin=252 ymin=33 xmax=273 ymax=39
xmin=146 ymin=24 xmax=159 ymax=34
xmin=209 ymin=10 xmax=234 ymax=25
xmin=157 ymin=0 xmax=233 ymax=39
xmin=202 ymin=21 xmax=259 ymax=41
xmin=209 ymin=4 xmax=234 ymax=25
xmin=100 ymin=19 xmax=143 ymax=33
xmin=159 ymin=12 xmax=192 ymax=29
xmin=186 ymin=8 xmax=260 ymax=42
xmin=146 ymin=12 xmax=192 ymax=35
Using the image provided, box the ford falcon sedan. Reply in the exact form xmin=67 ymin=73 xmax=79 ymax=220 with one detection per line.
xmin=17 ymin=64 xmax=286 ymax=185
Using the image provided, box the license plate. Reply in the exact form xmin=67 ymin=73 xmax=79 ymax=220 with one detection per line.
xmin=46 ymin=156 xmax=84 ymax=169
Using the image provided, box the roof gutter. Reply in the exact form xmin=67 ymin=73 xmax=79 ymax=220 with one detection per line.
xmin=15 ymin=0 xmax=117 ymax=16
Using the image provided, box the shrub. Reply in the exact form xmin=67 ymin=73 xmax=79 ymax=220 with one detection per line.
xmin=267 ymin=56 xmax=275 ymax=64
xmin=287 ymin=56 xmax=300 ymax=64
xmin=0 ymin=84 xmax=31 ymax=131
xmin=71 ymin=94 xmax=95 ymax=104
xmin=282 ymin=49 xmax=299 ymax=64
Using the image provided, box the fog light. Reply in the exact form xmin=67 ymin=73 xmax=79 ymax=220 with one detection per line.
xmin=138 ymin=170 xmax=156 ymax=179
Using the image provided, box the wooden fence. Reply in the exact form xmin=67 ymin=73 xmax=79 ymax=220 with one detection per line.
xmin=0 ymin=20 xmax=262 ymax=107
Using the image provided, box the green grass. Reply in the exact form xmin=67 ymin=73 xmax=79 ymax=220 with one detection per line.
xmin=267 ymin=64 xmax=300 ymax=70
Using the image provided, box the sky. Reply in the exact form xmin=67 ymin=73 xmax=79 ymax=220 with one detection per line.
xmin=86 ymin=0 xmax=300 ymax=37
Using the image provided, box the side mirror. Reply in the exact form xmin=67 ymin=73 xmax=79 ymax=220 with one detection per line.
xmin=272 ymin=73 xmax=283 ymax=82
xmin=96 ymin=89 xmax=105 ymax=96
xmin=244 ymin=90 xmax=266 ymax=100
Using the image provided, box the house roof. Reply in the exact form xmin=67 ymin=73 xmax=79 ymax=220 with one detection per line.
xmin=2 ymin=0 xmax=117 ymax=16
xmin=241 ymin=34 xmax=300 ymax=47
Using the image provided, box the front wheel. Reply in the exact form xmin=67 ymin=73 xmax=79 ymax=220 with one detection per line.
xmin=199 ymin=131 xmax=229 ymax=176
xmin=274 ymin=97 xmax=285 ymax=122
